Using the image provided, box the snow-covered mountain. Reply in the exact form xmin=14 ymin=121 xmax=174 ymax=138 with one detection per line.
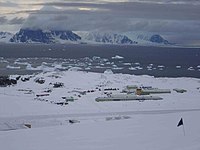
xmin=10 ymin=29 xmax=81 ymax=44
xmin=0 ymin=32 xmax=13 ymax=43
xmin=76 ymin=32 xmax=138 ymax=45
xmin=125 ymin=32 xmax=171 ymax=45
xmin=77 ymin=31 xmax=172 ymax=46
xmin=1 ymin=29 xmax=172 ymax=46
xmin=138 ymin=34 xmax=170 ymax=44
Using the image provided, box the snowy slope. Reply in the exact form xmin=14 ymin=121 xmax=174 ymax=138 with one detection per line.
xmin=76 ymin=31 xmax=138 ymax=45
xmin=0 ymin=32 xmax=13 ymax=43
xmin=1 ymin=112 xmax=200 ymax=150
xmin=1 ymin=71 xmax=200 ymax=117
xmin=0 ymin=71 xmax=200 ymax=150
xmin=76 ymin=31 xmax=172 ymax=46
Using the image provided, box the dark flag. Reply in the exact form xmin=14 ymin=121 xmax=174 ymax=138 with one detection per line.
xmin=177 ymin=118 xmax=183 ymax=127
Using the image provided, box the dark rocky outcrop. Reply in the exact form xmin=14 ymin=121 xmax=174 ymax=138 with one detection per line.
xmin=0 ymin=76 xmax=17 ymax=87
xmin=52 ymin=82 xmax=64 ymax=88
xmin=21 ymin=77 xmax=30 ymax=82
xmin=34 ymin=77 xmax=45 ymax=84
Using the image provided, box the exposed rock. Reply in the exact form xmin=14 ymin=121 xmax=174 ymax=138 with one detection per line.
xmin=21 ymin=77 xmax=30 ymax=82
xmin=16 ymin=76 xmax=21 ymax=81
xmin=0 ymin=76 xmax=17 ymax=87
xmin=69 ymin=120 xmax=80 ymax=124
xmin=51 ymin=82 xmax=64 ymax=88
xmin=34 ymin=77 xmax=45 ymax=84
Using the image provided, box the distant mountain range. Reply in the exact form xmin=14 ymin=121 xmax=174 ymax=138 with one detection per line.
xmin=0 ymin=28 xmax=172 ymax=46
xmin=76 ymin=32 xmax=138 ymax=45
xmin=10 ymin=29 xmax=81 ymax=44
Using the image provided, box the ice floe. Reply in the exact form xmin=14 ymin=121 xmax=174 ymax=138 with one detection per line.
xmin=111 ymin=55 xmax=124 ymax=59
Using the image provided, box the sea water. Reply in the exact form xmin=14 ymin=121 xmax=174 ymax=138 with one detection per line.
xmin=0 ymin=43 xmax=200 ymax=78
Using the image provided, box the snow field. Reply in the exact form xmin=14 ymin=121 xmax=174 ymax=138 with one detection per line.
xmin=0 ymin=71 xmax=200 ymax=150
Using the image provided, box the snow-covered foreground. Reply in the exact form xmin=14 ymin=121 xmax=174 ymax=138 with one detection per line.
xmin=0 ymin=71 xmax=200 ymax=150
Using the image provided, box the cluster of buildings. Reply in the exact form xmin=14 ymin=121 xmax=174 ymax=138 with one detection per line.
xmin=96 ymin=85 xmax=181 ymax=102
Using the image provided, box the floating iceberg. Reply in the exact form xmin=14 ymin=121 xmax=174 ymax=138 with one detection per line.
xmin=111 ymin=55 xmax=124 ymax=59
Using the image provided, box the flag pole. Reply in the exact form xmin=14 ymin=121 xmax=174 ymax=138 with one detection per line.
xmin=183 ymin=123 xmax=186 ymax=136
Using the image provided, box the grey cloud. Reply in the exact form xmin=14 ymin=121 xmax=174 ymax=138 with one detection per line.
xmin=0 ymin=1 xmax=18 ymax=8
xmin=22 ymin=7 xmax=129 ymax=31
xmin=104 ymin=2 xmax=200 ymax=21
xmin=127 ymin=19 xmax=200 ymax=34
xmin=30 ymin=1 xmax=200 ymax=21
xmin=6 ymin=1 xmax=200 ymax=21
xmin=8 ymin=17 xmax=25 ymax=25
xmin=7 ymin=1 xmax=200 ymax=45
xmin=0 ymin=16 xmax=8 ymax=24
xmin=0 ymin=16 xmax=25 ymax=25
xmin=22 ymin=5 xmax=200 ymax=32
xmin=134 ymin=0 xmax=200 ymax=4
xmin=165 ymin=32 xmax=200 ymax=46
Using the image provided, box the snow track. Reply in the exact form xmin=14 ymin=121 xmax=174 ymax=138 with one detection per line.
xmin=1 ymin=108 xmax=200 ymax=131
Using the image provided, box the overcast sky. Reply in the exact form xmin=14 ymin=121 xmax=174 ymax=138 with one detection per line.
xmin=0 ymin=0 xmax=200 ymax=45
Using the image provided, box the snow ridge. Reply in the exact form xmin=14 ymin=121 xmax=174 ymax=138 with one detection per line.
xmin=77 ymin=31 xmax=138 ymax=45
